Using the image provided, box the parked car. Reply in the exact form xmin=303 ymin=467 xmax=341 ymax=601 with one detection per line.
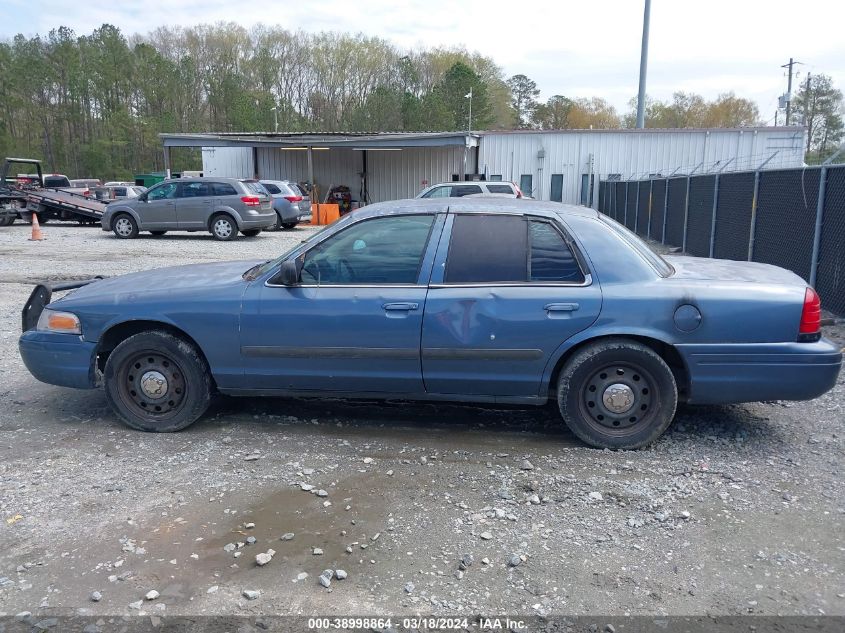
xmin=417 ymin=181 xmax=523 ymax=198
xmin=20 ymin=198 xmax=841 ymax=448
xmin=96 ymin=184 xmax=147 ymax=201
xmin=43 ymin=174 xmax=90 ymax=197
xmin=100 ymin=177 xmax=275 ymax=240
xmin=70 ymin=178 xmax=102 ymax=189
xmin=259 ymin=179 xmax=311 ymax=229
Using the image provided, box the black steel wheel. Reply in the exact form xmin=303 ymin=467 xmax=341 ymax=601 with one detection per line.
xmin=557 ymin=338 xmax=677 ymax=449
xmin=104 ymin=331 xmax=212 ymax=432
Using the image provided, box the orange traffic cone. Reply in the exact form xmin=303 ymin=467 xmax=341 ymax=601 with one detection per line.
xmin=29 ymin=212 xmax=45 ymax=241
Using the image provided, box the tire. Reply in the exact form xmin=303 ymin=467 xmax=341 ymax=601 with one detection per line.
xmin=557 ymin=338 xmax=678 ymax=449
xmin=241 ymin=228 xmax=262 ymax=237
xmin=210 ymin=214 xmax=237 ymax=241
xmin=281 ymin=222 xmax=297 ymax=230
xmin=103 ymin=331 xmax=212 ymax=432
xmin=150 ymin=230 xmax=167 ymax=236
xmin=112 ymin=213 xmax=139 ymax=239
xmin=0 ymin=214 xmax=14 ymax=227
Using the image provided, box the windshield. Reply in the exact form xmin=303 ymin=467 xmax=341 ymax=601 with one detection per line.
xmin=243 ymin=224 xmax=334 ymax=280
xmin=598 ymin=215 xmax=674 ymax=277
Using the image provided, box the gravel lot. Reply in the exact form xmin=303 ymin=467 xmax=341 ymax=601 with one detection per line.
xmin=0 ymin=221 xmax=843 ymax=619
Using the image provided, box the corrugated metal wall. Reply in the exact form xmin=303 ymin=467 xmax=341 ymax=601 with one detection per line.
xmin=201 ymin=147 xmax=253 ymax=178
xmin=200 ymin=128 xmax=806 ymax=206
xmin=202 ymin=145 xmax=470 ymax=203
xmin=477 ymin=129 xmax=806 ymax=206
xmin=367 ymin=147 xmax=473 ymax=202
xmin=256 ymin=147 xmax=363 ymax=199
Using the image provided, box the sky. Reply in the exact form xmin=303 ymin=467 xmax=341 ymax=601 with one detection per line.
xmin=4 ymin=0 xmax=844 ymax=123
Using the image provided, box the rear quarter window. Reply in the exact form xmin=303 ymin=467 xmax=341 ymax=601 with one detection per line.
xmin=210 ymin=182 xmax=238 ymax=196
xmin=262 ymin=183 xmax=282 ymax=194
xmin=242 ymin=181 xmax=268 ymax=195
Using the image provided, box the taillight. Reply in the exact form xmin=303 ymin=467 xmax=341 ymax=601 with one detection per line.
xmin=83 ymin=188 xmax=90 ymax=197
xmin=514 ymin=183 xmax=523 ymax=198
xmin=798 ymin=287 xmax=821 ymax=341
xmin=284 ymin=195 xmax=303 ymax=203
xmin=241 ymin=196 xmax=261 ymax=207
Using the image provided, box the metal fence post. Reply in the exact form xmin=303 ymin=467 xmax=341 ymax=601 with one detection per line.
xmin=634 ymin=181 xmax=640 ymax=232
xmin=661 ymin=178 xmax=669 ymax=243
xmin=747 ymin=170 xmax=760 ymax=261
xmin=647 ymin=179 xmax=653 ymax=238
xmin=709 ymin=173 xmax=720 ymax=258
xmin=623 ymin=181 xmax=629 ymax=226
xmin=809 ymin=166 xmax=828 ymax=288
xmin=682 ymin=176 xmax=691 ymax=253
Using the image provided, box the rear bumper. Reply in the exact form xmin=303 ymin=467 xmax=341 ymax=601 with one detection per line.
xmin=238 ymin=210 xmax=276 ymax=230
xmin=19 ymin=330 xmax=98 ymax=389
xmin=678 ymin=339 xmax=842 ymax=404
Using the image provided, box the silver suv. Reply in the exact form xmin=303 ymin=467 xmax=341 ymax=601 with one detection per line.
xmin=416 ymin=181 xmax=523 ymax=198
xmin=101 ymin=177 xmax=276 ymax=241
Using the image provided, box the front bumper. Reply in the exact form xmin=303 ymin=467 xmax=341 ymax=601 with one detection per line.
xmin=678 ymin=338 xmax=842 ymax=404
xmin=19 ymin=330 xmax=98 ymax=389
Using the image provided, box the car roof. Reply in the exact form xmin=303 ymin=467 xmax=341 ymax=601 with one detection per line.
xmin=162 ymin=177 xmax=242 ymax=183
xmin=425 ymin=181 xmax=513 ymax=187
xmin=355 ymin=197 xmax=599 ymax=219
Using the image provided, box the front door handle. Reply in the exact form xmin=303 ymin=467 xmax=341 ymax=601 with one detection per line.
xmin=545 ymin=302 xmax=579 ymax=312
xmin=383 ymin=302 xmax=419 ymax=311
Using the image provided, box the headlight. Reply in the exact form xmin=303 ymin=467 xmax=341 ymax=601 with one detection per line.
xmin=37 ymin=309 xmax=82 ymax=335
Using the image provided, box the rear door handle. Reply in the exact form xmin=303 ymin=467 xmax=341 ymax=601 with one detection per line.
xmin=383 ymin=302 xmax=419 ymax=311
xmin=545 ymin=302 xmax=579 ymax=312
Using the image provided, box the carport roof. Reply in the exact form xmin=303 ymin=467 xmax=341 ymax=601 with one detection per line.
xmin=160 ymin=131 xmax=479 ymax=149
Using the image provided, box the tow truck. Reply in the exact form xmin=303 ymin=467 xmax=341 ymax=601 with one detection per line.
xmin=0 ymin=157 xmax=108 ymax=226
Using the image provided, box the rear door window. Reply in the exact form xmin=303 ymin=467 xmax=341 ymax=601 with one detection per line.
xmin=445 ymin=215 xmax=527 ymax=282
xmin=486 ymin=184 xmax=515 ymax=194
xmin=451 ymin=184 xmax=484 ymax=197
xmin=180 ymin=181 xmax=210 ymax=198
xmin=444 ymin=215 xmax=584 ymax=284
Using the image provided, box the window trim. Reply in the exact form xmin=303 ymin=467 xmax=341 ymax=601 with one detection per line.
xmin=266 ymin=213 xmax=439 ymax=288
xmin=433 ymin=213 xmax=591 ymax=288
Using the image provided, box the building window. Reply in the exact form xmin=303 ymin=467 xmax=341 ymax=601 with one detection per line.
xmin=519 ymin=174 xmax=533 ymax=197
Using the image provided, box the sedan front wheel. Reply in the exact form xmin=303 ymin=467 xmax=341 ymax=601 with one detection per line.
xmin=104 ymin=331 xmax=212 ymax=432
xmin=557 ymin=338 xmax=677 ymax=449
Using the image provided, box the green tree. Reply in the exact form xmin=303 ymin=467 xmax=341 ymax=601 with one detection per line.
xmin=532 ymin=95 xmax=575 ymax=129
xmin=507 ymin=74 xmax=538 ymax=128
xmin=794 ymin=74 xmax=844 ymax=162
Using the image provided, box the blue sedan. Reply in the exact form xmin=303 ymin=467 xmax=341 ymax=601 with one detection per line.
xmin=18 ymin=199 xmax=842 ymax=448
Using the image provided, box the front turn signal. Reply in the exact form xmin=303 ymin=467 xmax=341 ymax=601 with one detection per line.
xmin=37 ymin=309 xmax=82 ymax=335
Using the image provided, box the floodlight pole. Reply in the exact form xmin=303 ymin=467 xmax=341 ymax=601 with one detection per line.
xmin=636 ymin=0 xmax=651 ymax=129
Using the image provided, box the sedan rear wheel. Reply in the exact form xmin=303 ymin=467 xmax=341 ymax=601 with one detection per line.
xmin=557 ymin=338 xmax=677 ymax=449
xmin=112 ymin=213 xmax=138 ymax=239
xmin=210 ymin=214 xmax=236 ymax=241
xmin=104 ymin=331 xmax=212 ymax=432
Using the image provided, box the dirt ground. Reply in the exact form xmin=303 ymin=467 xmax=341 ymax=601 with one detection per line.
xmin=0 ymin=221 xmax=843 ymax=620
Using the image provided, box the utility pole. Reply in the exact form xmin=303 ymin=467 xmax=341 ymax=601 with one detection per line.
xmin=636 ymin=0 xmax=652 ymax=128
xmin=781 ymin=58 xmax=802 ymax=126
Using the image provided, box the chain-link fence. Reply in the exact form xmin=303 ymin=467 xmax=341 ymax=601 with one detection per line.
xmin=597 ymin=165 xmax=845 ymax=316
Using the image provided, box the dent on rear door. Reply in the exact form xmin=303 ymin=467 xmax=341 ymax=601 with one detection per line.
xmin=421 ymin=214 xmax=602 ymax=398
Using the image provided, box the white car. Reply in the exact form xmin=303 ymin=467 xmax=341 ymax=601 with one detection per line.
xmin=416 ymin=181 xmax=523 ymax=199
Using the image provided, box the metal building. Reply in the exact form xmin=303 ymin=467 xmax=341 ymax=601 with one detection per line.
xmin=162 ymin=126 xmax=805 ymax=207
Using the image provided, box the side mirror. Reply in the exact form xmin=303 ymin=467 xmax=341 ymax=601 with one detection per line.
xmin=137 ymin=194 xmax=147 ymax=202
xmin=277 ymin=259 xmax=300 ymax=286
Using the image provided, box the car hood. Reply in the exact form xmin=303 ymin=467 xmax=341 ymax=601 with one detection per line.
xmin=664 ymin=256 xmax=807 ymax=287
xmin=53 ymin=260 xmax=263 ymax=308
